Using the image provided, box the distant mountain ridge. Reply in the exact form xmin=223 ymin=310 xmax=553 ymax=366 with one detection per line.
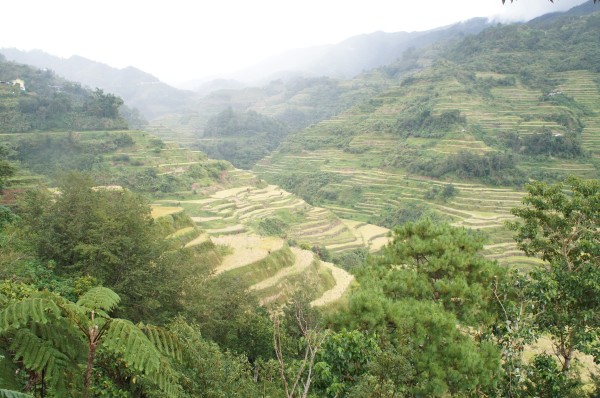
xmin=223 ymin=18 xmax=491 ymax=85
xmin=0 ymin=48 xmax=193 ymax=119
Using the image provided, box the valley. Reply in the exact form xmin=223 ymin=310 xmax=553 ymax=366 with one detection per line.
xmin=1 ymin=3 xmax=600 ymax=397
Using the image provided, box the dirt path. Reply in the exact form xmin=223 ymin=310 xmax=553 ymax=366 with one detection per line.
xmin=212 ymin=234 xmax=284 ymax=274
xmin=250 ymin=247 xmax=314 ymax=291
xmin=310 ymin=262 xmax=354 ymax=307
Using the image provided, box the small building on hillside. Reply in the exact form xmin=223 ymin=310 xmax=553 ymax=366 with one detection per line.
xmin=11 ymin=79 xmax=25 ymax=91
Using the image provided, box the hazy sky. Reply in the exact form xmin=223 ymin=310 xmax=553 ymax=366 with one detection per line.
xmin=0 ymin=0 xmax=587 ymax=85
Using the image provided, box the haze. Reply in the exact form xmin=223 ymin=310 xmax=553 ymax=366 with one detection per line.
xmin=0 ymin=0 xmax=586 ymax=86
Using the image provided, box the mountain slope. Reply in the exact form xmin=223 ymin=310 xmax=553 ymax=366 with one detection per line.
xmin=0 ymin=49 xmax=193 ymax=119
xmin=253 ymin=8 xmax=600 ymax=269
xmin=227 ymin=18 xmax=491 ymax=84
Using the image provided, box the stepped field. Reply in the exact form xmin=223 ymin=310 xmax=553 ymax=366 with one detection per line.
xmin=254 ymin=64 xmax=600 ymax=269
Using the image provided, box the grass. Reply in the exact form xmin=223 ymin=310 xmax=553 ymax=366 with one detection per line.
xmin=151 ymin=206 xmax=184 ymax=219
xmin=221 ymin=245 xmax=295 ymax=287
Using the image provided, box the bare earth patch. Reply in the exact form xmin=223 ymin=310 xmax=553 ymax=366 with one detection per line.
xmin=212 ymin=234 xmax=284 ymax=274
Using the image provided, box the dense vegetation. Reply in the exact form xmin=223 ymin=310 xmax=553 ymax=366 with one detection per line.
xmin=0 ymin=55 xmax=150 ymax=132
xmin=197 ymin=108 xmax=289 ymax=169
xmin=1 ymin=5 xmax=600 ymax=398
xmin=2 ymin=157 xmax=598 ymax=397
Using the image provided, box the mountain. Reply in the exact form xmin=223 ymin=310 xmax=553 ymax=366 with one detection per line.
xmin=0 ymin=56 xmax=127 ymax=132
xmin=225 ymin=18 xmax=491 ymax=85
xmin=0 ymin=48 xmax=193 ymax=119
xmin=251 ymin=6 xmax=600 ymax=270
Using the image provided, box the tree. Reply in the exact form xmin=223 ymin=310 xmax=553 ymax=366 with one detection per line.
xmin=0 ymin=145 xmax=15 ymax=193
xmin=328 ymin=220 xmax=503 ymax=396
xmin=313 ymin=329 xmax=380 ymax=398
xmin=0 ymin=287 xmax=180 ymax=397
xmin=379 ymin=219 xmax=502 ymax=326
xmin=508 ymin=176 xmax=600 ymax=371
xmin=18 ymin=173 xmax=181 ymax=322
xmin=273 ymin=299 xmax=327 ymax=398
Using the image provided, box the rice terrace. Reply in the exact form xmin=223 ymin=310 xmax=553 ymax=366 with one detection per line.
xmin=1 ymin=1 xmax=600 ymax=397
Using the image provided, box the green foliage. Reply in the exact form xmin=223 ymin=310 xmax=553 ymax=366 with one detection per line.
xmin=519 ymin=129 xmax=584 ymax=158
xmin=327 ymin=220 xmax=503 ymax=395
xmin=167 ymin=318 xmax=268 ymax=397
xmin=76 ymin=286 xmax=121 ymax=312
xmin=0 ymin=295 xmax=61 ymax=330
xmin=524 ymin=354 xmax=585 ymax=398
xmin=18 ymin=173 xmax=182 ymax=322
xmin=198 ymin=108 xmax=289 ymax=169
xmin=0 ymin=390 xmax=33 ymax=398
xmin=0 ymin=59 xmax=127 ymax=132
xmin=410 ymin=150 xmax=526 ymax=186
xmin=332 ymin=248 xmax=369 ymax=271
xmin=313 ymin=330 xmax=380 ymax=397
xmin=11 ymin=132 xmax=134 ymax=179
xmin=509 ymin=176 xmax=600 ymax=271
xmin=0 ymin=146 xmax=15 ymax=193
xmin=255 ymin=217 xmax=288 ymax=237
xmin=0 ymin=287 xmax=181 ymax=397
xmin=508 ymin=176 xmax=600 ymax=373
xmin=274 ymin=172 xmax=344 ymax=205
xmin=380 ymin=219 xmax=502 ymax=324
xmin=394 ymin=109 xmax=466 ymax=138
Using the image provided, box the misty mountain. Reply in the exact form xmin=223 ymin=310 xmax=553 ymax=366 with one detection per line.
xmin=226 ymin=18 xmax=492 ymax=85
xmin=0 ymin=48 xmax=193 ymax=119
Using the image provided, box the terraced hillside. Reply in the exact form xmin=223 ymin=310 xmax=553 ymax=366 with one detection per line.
xmin=2 ymin=129 xmax=361 ymax=307
xmin=151 ymin=184 xmax=361 ymax=307
xmin=254 ymin=12 xmax=600 ymax=269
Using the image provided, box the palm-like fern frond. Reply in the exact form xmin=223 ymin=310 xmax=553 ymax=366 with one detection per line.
xmin=152 ymin=356 xmax=182 ymax=397
xmin=30 ymin=320 xmax=85 ymax=361
xmin=104 ymin=318 xmax=161 ymax=374
xmin=76 ymin=287 xmax=120 ymax=312
xmin=139 ymin=323 xmax=183 ymax=361
xmin=10 ymin=329 xmax=70 ymax=388
xmin=0 ymin=389 xmax=34 ymax=398
xmin=0 ymin=297 xmax=60 ymax=331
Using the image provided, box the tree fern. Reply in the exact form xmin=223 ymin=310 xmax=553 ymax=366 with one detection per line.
xmin=139 ymin=323 xmax=182 ymax=361
xmin=0 ymin=390 xmax=33 ymax=398
xmin=151 ymin=356 xmax=182 ymax=397
xmin=0 ymin=297 xmax=60 ymax=331
xmin=104 ymin=318 xmax=161 ymax=374
xmin=0 ymin=286 xmax=181 ymax=396
xmin=76 ymin=287 xmax=120 ymax=312
xmin=30 ymin=320 xmax=85 ymax=361
xmin=10 ymin=329 xmax=70 ymax=388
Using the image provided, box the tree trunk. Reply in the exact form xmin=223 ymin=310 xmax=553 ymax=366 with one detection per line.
xmin=562 ymin=345 xmax=575 ymax=372
xmin=84 ymin=325 xmax=99 ymax=398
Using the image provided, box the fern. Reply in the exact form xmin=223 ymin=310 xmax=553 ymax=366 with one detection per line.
xmin=0 ymin=297 xmax=60 ymax=331
xmin=76 ymin=287 xmax=120 ymax=312
xmin=0 ymin=390 xmax=34 ymax=398
xmin=10 ymin=329 xmax=69 ymax=388
xmin=139 ymin=323 xmax=183 ymax=361
xmin=150 ymin=356 xmax=182 ymax=398
xmin=30 ymin=320 xmax=85 ymax=361
xmin=104 ymin=319 xmax=161 ymax=374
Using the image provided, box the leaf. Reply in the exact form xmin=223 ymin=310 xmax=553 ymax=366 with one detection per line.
xmin=103 ymin=318 xmax=161 ymax=374
xmin=10 ymin=329 xmax=70 ymax=388
xmin=0 ymin=297 xmax=60 ymax=332
xmin=0 ymin=390 xmax=34 ymax=398
xmin=76 ymin=286 xmax=120 ymax=312
xmin=138 ymin=323 xmax=183 ymax=361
